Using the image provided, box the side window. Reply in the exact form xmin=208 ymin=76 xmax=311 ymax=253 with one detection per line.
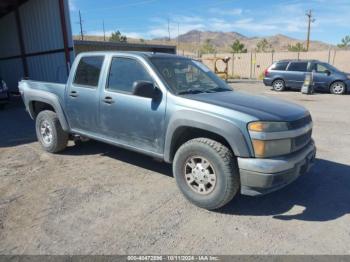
xmin=315 ymin=64 xmax=328 ymax=73
xmin=107 ymin=57 xmax=153 ymax=93
xmin=287 ymin=62 xmax=308 ymax=72
xmin=271 ymin=62 xmax=289 ymax=71
xmin=73 ymin=56 xmax=104 ymax=87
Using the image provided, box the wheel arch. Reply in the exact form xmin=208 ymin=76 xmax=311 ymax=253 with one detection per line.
xmin=164 ymin=112 xmax=252 ymax=163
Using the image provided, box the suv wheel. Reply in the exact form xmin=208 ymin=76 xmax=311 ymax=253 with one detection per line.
xmin=272 ymin=79 xmax=285 ymax=91
xmin=35 ymin=110 xmax=68 ymax=153
xmin=330 ymin=81 xmax=346 ymax=95
xmin=173 ymin=138 xmax=239 ymax=210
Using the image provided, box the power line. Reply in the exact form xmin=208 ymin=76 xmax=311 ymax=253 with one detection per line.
xmin=306 ymin=9 xmax=315 ymax=51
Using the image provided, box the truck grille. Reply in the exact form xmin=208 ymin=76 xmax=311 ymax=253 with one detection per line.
xmin=292 ymin=130 xmax=312 ymax=152
xmin=288 ymin=115 xmax=312 ymax=129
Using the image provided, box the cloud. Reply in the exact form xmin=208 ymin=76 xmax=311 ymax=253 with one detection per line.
xmin=209 ymin=8 xmax=243 ymax=16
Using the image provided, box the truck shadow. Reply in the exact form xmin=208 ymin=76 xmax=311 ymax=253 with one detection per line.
xmin=218 ymin=158 xmax=350 ymax=222
xmin=65 ymin=142 xmax=350 ymax=222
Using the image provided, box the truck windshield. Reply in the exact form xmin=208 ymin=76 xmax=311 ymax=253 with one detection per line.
xmin=150 ymin=57 xmax=232 ymax=95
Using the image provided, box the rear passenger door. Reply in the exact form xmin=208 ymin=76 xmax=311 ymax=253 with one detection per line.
xmin=66 ymin=55 xmax=105 ymax=134
xmin=286 ymin=61 xmax=309 ymax=89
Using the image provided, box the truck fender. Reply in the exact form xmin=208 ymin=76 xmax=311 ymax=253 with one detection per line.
xmin=164 ymin=110 xmax=252 ymax=162
xmin=25 ymin=89 xmax=70 ymax=131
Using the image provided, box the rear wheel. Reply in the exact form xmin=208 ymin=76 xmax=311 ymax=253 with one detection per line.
xmin=330 ymin=81 xmax=346 ymax=95
xmin=35 ymin=110 xmax=68 ymax=153
xmin=272 ymin=79 xmax=285 ymax=91
xmin=173 ymin=138 xmax=239 ymax=210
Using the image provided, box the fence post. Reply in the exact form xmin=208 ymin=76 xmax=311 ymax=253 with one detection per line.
xmin=231 ymin=54 xmax=234 ymax=77
xmin=271 ymin=51 xmax=274 ymax=63
xmin=250 ymin=52 xmax=253 ymax=79
xmin=327 ymin=49 xmax=331 ymax=63
xmin=332 ymin=50 xmax=336 ymax=65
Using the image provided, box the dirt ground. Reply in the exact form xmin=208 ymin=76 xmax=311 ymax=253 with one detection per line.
xmin=0 ymin=83 xmax=349 ymax=255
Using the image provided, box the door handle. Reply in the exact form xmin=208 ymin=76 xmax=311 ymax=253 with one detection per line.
xmin=103 ymin=96 xmax=114 ymax=104
xmin=69 ymin=90 xmax=78 ymax=97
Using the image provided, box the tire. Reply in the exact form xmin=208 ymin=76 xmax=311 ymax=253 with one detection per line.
xmin=330 ymin=81 xmax=346 ymax=95
xmin=173 ymin=138 xmax=239 ymax=210
xmin=35 ymin=110 xmax=68 ymax=153
xmin=272 ymin=79 xmax=285 ymax=91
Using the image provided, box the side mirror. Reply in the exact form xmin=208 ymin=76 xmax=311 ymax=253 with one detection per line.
xmin=324 ymin=70 xmax=331 ymax=76
xmin=132 ymin=81 xmax=158 ymax=99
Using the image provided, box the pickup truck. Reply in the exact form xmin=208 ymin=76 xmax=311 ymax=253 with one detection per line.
xmin=19 ymin=52 xmax=316 ymax=210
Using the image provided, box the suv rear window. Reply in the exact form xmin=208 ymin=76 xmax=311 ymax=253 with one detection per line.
xmin=74 ymin=56 xmax=104 ymax=87
xmin=271 ymin=61 xmax=289 ymax=71
xmin=287 ymin=62 xmax=308 ymax=72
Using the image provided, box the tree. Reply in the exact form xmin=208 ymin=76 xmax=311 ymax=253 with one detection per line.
xmin=337 ymin=35 xmax=350 ymax=49
xmin=109 ymin=30 xmax=127 ymax=42
xmin=200 ymin=39 xmax=216 ymax=55
xmin=230 ymin=40 xmax=247 ymax=53
xmin=288 ymin=42 xmax=306 ymax=52
xmin=255 ymin=38 xmax=272 ymax=52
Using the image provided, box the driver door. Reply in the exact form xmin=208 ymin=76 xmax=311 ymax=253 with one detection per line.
xmin=99 ymin=56 xmax=166 ymax=154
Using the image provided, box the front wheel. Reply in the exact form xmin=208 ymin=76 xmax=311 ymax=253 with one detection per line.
xmin=330 ymin=81 xmax=346 ymax=95
xmin=35 ymin=110 xmax=68 ymax=153
xmin=173 ymin=138 xmax=239 ymax=210
xmin=272 ymin=79 xmax=285 ymax=91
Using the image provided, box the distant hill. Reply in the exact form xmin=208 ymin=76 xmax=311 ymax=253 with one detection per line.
xmin=74 ymin=30 xmax=334 ymax=53
xmin=172 ymin=30 xmax=333 ymax=52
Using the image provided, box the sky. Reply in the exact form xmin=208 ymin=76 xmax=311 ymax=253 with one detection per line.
xmin=68 ymin=0 xmax=350 ymax=45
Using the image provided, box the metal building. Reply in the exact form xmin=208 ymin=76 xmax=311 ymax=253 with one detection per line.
xmin=0 ymin=0 xmax=74 ymax=92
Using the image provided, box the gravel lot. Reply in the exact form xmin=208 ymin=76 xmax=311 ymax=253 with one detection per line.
xmin=0 ymin=83 xmax=349 ymax=255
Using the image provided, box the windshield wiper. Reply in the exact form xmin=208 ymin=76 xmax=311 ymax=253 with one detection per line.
xmin=177 ymin=88 xmax=206 ymax=95
xmin=205 ymin=87 xmax=231 ymax=93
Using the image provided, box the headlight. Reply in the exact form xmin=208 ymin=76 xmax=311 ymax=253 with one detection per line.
xmin=252 ymin=139 xmax=292 ymax=158
xmin=248 ymin=121 xmax=289 ymax=132
xmin=248 ymin=121 xmax=292 ymax=157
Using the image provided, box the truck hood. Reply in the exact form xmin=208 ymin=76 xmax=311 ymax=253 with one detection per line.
xmin=186 ymin=91 xmax=309 ymax=121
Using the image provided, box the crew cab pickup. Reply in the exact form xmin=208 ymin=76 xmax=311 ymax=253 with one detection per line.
xmin=19 ymin=52 xmax=316 ymax=210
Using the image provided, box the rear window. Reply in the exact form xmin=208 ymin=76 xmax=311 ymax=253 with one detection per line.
xmin=74 ymin=56 xmax=104 ymax=87
xmin=271 ymin=61 xmax=289 ymax=71
xmin=287 ymin=62 xmax=308 ymax=72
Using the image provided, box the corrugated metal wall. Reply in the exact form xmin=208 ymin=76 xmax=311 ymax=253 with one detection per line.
xmin=0 ymin=0 xmax=74 ymax=91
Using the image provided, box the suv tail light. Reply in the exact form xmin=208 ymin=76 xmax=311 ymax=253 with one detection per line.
xmin=264 ymin=68 xmax=270 ymax=77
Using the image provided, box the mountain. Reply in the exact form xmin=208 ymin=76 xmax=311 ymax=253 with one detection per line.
xmin=170 ymin=30 xmax=333 ymax=52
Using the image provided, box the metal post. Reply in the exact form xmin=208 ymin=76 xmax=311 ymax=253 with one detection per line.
xmin=231 ymin=54 xmax=234 ymax=77
xmin=14 ymin=5 xmax=28 ymax=78
xmin=58 ymin=0 xmax=71 ymax=75
xmin=250 ymin=52 xmax=253 ymax=79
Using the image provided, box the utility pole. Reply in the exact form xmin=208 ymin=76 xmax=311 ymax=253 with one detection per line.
xmin=78 ymin=10 xmax=84 ymax=41
xmin=305 ymin=10 xmax=315 ymax=51
xmin=167 ymin=18 xmax=171 ymax=41
xmin=177 ymin=22 xmax=180 ymax=47
xmin=102 ymin=20 xmax=106 ymax=41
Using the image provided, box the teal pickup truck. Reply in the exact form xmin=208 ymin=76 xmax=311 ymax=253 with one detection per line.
xmin=19 ymin=52 xmax=316 ymax=210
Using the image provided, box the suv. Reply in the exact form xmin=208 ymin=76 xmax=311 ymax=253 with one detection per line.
xmin=263 ymin=60 xmax=350 ymax=95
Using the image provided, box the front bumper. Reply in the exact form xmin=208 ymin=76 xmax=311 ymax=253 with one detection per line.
xmin=237 ymin=140 xmax=316 ymax=196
